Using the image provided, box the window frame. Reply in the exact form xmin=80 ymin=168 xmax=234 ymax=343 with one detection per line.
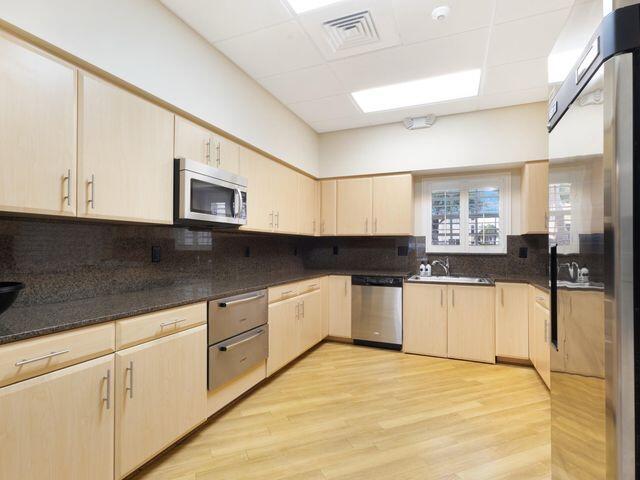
xmin=422 ymin=173 xmax=511 ymax=254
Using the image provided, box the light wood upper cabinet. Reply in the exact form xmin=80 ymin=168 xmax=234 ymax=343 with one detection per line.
xmin=0 ymin=32 xmax=77 ymax=217
xmin=115 ymin=325 xmax=207 ymax=479
xmin=521 ymin=161 xmax=549 ymax=234
xmin=272 ymin=162 xmax=299 ymax=234
xmin=495 ymin=282 xmax=529 ymax=359
xmin=0 ymin=355 xmax=114 ymax=480
xmin=328 ymin=275 xmax=352 ymax=338
xmin=298 ymin=173 xmax=319 ymax=235
xmin=447 ymin=285 xmax=495 ymax=364
xmin=78 ymin=73 xmax=174 ymax=224
xmin=174 ymin=116 xmax=240 ymax=174
xmin=320 ymin=179 xmax=337 ymax=236
xmin=239 ymin=147 xmax=274 ymax=232
xmin=372 ymin=174 xmax=413 ymax=235
xmin=337 ymin=177 xmax=372 ymax=235
xmin=403 ymin=283 xmax=447 ymax=358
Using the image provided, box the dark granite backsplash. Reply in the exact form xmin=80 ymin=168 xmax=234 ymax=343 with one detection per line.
xmin=0 ymin=217 xmax=305 ymax=306
xmin=0 ymin=217 xmax=548 ymax=307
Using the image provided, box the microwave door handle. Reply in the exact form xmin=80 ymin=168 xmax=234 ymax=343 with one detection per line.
xmin=235 ymin=188 xmax=243 ymax=218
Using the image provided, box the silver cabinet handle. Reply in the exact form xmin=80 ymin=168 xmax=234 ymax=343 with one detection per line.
xmin=313 ymin=219 xmax=316 ymax=234
xmin=275 ymin=211 xmax=280 ymax=229
xmin=103 ymin=369 xmax=111 ymax=410
xmin=126 ymin=361 xmax=134 ymax=399
xmin=205 ymin=139 xmax=211 ymax=165
xmin=501 ymin=288 xmax=504 ymax=307
xmin=301 ymin=300 xmax=305 ymax=318
xmin=269 ymin=211 xmax=274 ymax=228
xmin=451 ymin=289 xmax=455 ymax=307
xmin=536 ymin=296 xmax=545 ymax=302
xmin=216 ymin=141 xmax=221 ymax=167
xmin=440 ymin=288 xmax=443 ymax=306
xmin=219 ymin=293 xmax=265 ymax=307
xmin=344 ymin=279 xmax=348 ymax=296
xmin=219 ymin=329 xmax=265 ymax=351
xmin=295 ymin=302 xmax=300 ymax=320
xmin=15 ymin=349 xmax=70 ymax=366
xmin=87 ymin=174 xmax=95 ymax=209
xmin=321 ymin=220 xmax=325 ymax=234
xmin=63 ymin=169 xmax=71 ymax=207
xmin=544 ymin=319 xmax=549 ymax=343
xmin=159 ymin=318 xmax=186 ymax=328
xmin=280 ymin=290 xmax=293 ymax=297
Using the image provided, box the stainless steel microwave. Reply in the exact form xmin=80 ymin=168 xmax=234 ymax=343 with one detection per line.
xmin=174 ymin=158 xmax=247 ymax=226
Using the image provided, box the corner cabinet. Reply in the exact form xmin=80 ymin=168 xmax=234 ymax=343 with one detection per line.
xmin=78 ymin=73 xmax=174 ymax=224
xmin=521 ymin=161 xmax=549 ymax=234
xmin=0 ymin=355 xmax=115 ymax=480
xmin=0 ymin=32 xmax=77 ymax=217
xmin=115 ymin=325 xmax=207 ymax=479
xmin=447 ymin=285 xmax=495 ymax=363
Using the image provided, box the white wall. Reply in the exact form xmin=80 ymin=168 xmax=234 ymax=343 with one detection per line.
xmin=319 ymin=103 xmax=548 ymax=178
xmin=0 ymin=0 xmax=320 ymax=175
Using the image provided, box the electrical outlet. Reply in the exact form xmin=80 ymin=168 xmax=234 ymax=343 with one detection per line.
xmin=151 ymin=246 xmax=161 ymax=263
xmin=519 ymin=247 xmax=528 ymax=258
xmin=397 ymin=246 xmax=408 ymax=257
xmin=333 ymin=246 xmax=339 ymax=255
xmin=244 ymin=247 xmax=251 ymax=257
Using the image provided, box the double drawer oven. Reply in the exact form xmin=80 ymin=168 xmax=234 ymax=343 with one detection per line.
xmin=207 ymin=289 xmax=268 ymax=390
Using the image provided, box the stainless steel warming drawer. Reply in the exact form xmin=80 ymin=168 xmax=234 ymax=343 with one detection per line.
xmin=208 ymin=289 xmax=268 ymax=390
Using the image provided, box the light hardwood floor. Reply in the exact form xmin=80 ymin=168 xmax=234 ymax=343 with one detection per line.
xmin=131 ymin=342 xmax=550 ymax=480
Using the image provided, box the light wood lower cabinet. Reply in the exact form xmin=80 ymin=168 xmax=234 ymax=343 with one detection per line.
xmin=115 ymin=325 xmax=207 ymax=479
xmin=495 ymin=282 xmax=529 ymax=359
xmin=328 ymin=275 xmax=352 ymax=338
xmin=78 ymin=73 xmax=174 ymax=224
xmin=299 ymin=290 xmax=323 ymax=351
xmin=403 ymin=283 xmax=448 ymax=357
xmin=267 ymin=297 xmax=299 ymax=376
xmin=0 ymin=31 xmax=77 ymax=217
xmin=447 ymin=285 xmax=495 ymax=364
xmin=531 ymin=299 xmax=551 ymax=388
xmin=320 ymin=276 xmax=330 ymax=338
xmin=0 ymin=355 xmax=114 ymax=480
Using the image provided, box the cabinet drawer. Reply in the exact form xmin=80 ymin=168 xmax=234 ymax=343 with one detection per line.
xmin=533 ymin=289 xmax=550 ymax=310
xmin=0 ymin=323 xmax=114 ymax=388
xmin=298 ymin=277 xmax=322 ymax=295
xmin=115 ymin=302 xmax=206 ymax=349
xmin=268 ymin=282 xmax=300 ymax=303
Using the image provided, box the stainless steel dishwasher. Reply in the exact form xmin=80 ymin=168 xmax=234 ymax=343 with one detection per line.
xmin=351 ymin=276 xmax=402 ymax=350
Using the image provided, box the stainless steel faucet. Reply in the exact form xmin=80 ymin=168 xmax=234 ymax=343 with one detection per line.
xmin=558 ymin=261 xmax=580 ymax=282
xmin=432 ymin=257 xmax=450 ymax=276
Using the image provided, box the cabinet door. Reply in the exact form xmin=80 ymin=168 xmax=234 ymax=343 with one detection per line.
xmin=174 ymin=116 xmax=211 ymax=165
xmin=78 ymin=73 xmax=174 ymax=224
xmin=320 ymin=180 xmax=337 ymax=235
xmin=0 ymin=355 xmax=114 ymax=480
xmin=521 ymin=161 xmax=549 ymax=234
xmin=0 ymin=32 xmax=77 ymax=217
xmin=272 ymin=162 xmax=299 ymax=234
xmin=239 ymin=147 xmax=275 ymax=232
xmin=267 ymin=298 xmax=298 ymax=376
xmin=298 ymin=173 xmax=319 ymax=235
xmin=337 ymin=178 xmax=372 ymax=235
xmin=328 ymin=275 xmax=352 ymax=338
xmin=403 ymin=283 xmax=447 ymax=357
xmin=211 ymin=133 xmax=240 ymax=174
xmin=448 ymin=286 xmax=495 ymax=363
xmin=320 ymin=276 xmax=330 ymax=338
xmin=299 ymin=290 xmax=323 ymax=352
xmin=115 ymin=326 xmax=207 ymax=479
xmin=495 ymin=283 xmax=529 ymax=359
xmin=533 ymin=302 xmax=551 ymax=387
xmin=528 ymin=286 xmax=536 ymax=366
xmin=372 ymin=174 xmax=413 ymax=235
xmin=563 ymin=290 xmax=604 ymax=378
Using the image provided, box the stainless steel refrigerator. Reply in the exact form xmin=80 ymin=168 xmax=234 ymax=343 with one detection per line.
xmin=547 ymin=2 xmax=639 ymax=478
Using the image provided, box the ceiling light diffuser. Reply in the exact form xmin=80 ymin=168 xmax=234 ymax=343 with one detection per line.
xmin=351 ymin=69 xmax=481 ymax=113
xmin=286 ymin=0 xmax=343 ymax=14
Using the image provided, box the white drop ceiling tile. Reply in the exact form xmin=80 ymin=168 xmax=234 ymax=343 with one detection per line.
xmin=487 ymin=9 xmax=571 ymax=66
xmin=297 ymin=0 xmax=401 ymax=61
xmin=214 ymin=21 xmax=324 ymax=78
xmin=258 ymin=65 xmax=345 ymax=104
xmin=329 ymin=28 xmax=489 ymax=91
xmin=476 ymin=87 xmax=549 ymax=111
xmin=494 ymin=0 xmax=574 ymax=24
xmin=160 ymin=0 xmax=292 ymax=43
xmin=392 ymin=0 xmax=494 ymax=45
xmin=288 ymin=94 xmax=361 ymax=122
xmin=310 ymin=115 xmax=371 ymax=133
xmin=483 ymin=57 xmax=548 ymax=95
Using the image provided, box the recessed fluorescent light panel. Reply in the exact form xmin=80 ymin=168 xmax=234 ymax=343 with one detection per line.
xmin=351 ymin=69 xmax=481 ymax=113
xmin=287 ymin=0 xmax=343 ymax=14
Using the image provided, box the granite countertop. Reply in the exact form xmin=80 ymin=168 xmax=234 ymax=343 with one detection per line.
xmin=0 ymin=269 xmax=411 ymax=345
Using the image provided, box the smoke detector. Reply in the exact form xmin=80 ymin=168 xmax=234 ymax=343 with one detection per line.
xmin=432 ymin=5 xmax=451 ymax=21
xmin=403 ymin=115 xmax=437 ymax=130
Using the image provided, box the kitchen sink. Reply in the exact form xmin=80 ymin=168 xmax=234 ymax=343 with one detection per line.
xmin=557 ymin=280 xmax=604 ymax=290
xmin=408 ymin=275 xmax=493 ymax=285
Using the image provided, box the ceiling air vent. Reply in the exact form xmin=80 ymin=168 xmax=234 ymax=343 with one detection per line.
xmin=323 ymin=11 xmax=380 ymax=53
